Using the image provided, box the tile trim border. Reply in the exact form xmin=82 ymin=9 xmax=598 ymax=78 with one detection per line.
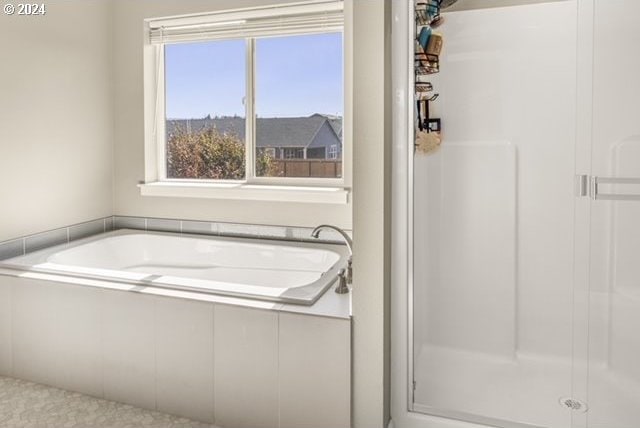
xmin=0 ymin=216 xmax=348 ymax=261
xmin=114 ymin=215 xmax=349 ymax=245
xmin=0 ymin=217 xmax=114 ymax=261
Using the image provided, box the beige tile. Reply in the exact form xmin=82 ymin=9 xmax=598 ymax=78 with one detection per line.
xmin=12 ymin=278 xmax=103 ymax=396
xmin=12 ymin=279 xmax=65 ymax=387
xmin=156 ymin=297 xmax=215 ymax=423
xmin=103 ymin=291 xmax=156 ymax=410
xmin=279 ymin=313 xmax=351 ymax=428
xmin=214 ymin=305 xmax=278 ymax=428
xmin=45 ymin=283 xmax=103 ymax=397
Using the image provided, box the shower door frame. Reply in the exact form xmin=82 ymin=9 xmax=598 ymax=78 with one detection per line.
xmin=391 ymin=2 xmax=494 ymax=427
xmin=391 ymin=1 xmax=597 ymax=427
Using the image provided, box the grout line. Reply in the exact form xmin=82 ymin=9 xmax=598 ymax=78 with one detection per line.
xmin=277 ymin=312 xmax=281 ymax=428
xmin=153 ymin=296 xmax=158 ymax=412
xmin=211 ymin=303 xmax=216 ymax=425
xmin=9 ymin=281 xmax=14 ymax=375
xmin=99 ymin=288 xmax=106 ymax=400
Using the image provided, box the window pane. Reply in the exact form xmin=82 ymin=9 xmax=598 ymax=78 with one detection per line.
xmin=255 ymin=33 xmax=343 ymax=179
xmin=165 ymin=40 xmax=246 ymax=180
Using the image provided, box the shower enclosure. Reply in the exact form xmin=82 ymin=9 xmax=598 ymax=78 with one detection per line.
xmin=391 ymin=1 xmax=640 ymax=428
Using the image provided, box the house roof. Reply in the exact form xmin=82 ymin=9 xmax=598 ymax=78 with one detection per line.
xmin=312 ymin=113 xmax=343 ymax=140
xmin=166 ymin=115 xmax=342 ymax=149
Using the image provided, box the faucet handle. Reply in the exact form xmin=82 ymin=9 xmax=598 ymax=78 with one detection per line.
xmin=335 ymin=268 xmax=349 ymax=294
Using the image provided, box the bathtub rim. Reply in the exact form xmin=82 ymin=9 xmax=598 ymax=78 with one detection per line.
xmin=0 ymin=229 xmax=350 ymax=307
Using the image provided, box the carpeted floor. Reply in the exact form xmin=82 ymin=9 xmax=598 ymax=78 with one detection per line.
xmin=0 ymin=376 xmax=216 ymax=428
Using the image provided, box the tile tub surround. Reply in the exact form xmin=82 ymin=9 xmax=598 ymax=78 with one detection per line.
xmin=0 ymin=216 xmax=350 ymax=263
xmin=0 ymin=217 xmax=113 ymax=261
xmin=0 ymin=275 xmax=351 ymax=428
xmin=114 ymin=215 xmax=352 ymax=245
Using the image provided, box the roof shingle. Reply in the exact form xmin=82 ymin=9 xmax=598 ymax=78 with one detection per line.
xmin=166 ymin=115 xmax=342 ymax=148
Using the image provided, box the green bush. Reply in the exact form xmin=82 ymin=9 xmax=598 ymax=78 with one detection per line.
xmin=167 ymin=126 xmax=272 ymax=179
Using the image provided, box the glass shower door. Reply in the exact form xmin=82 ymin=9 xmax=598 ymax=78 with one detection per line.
xmin=409 ymin=1 xmax=640 ymax=427
xmin=579 ymin=1 xmax=640 ymax=426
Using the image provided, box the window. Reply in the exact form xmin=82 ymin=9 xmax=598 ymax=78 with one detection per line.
xmin=328 ymin=144 xmax=339 ymax=159
xmin=146 ymin=2 xmax=345 ymax=190
xmin=283 ymin=148 xmax=305 ymax=159
xmin=164 ymin=40 xmax=246 ymax=180
xmin=255 ymin=33 xmax=343 ymax=178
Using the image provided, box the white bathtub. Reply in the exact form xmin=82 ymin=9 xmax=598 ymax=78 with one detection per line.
xmin=1 ymin=229 xmax=347 ymax=305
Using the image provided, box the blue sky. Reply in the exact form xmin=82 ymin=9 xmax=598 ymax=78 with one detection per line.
xmin=165 ymin=33 xmax=343 ymax=119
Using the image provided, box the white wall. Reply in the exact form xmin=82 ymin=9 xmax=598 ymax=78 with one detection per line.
xmin=0 ymin=0 xmax=114 ymax=242
xmin=112 ymin=0 xmax=352 ymax=230
xmin=352 ymin=1 xmax=391 ymax=427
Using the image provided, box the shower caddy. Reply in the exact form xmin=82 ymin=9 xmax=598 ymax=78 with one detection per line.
xmin=414 ymin=0 xmax=445 ymax=153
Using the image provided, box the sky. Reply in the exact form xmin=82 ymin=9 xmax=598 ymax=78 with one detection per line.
xmin=165 ymin=33 xmax=343 ymax=119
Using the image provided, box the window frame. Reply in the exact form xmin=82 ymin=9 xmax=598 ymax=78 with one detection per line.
xmin=282 ymin=148 xmax=306 ymax=159
xmin=328 ymin=144 xmax=339 ymax=159
xmin=145 ymin=8 xmax=348 ymax=191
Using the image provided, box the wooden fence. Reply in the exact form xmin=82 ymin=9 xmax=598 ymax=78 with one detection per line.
xmin=269 ymin=159 xmax=342 ymax=178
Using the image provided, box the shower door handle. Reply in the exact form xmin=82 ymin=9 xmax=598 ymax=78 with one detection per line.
xmin=590 ymin=176 xmax=640 ymax=201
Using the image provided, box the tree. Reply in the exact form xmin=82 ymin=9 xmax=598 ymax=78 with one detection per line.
xmin=167 ymin=126 xmax=272 ymax=179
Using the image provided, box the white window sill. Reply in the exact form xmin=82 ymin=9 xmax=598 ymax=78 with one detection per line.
xmin=138 ymin=182 xmax=350 ymax=204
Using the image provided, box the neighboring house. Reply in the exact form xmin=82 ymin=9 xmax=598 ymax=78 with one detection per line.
xmin=166 ymin=115 xmax=343 ymax=160
xmin=316 ymin=113 xmax=343 ymax=141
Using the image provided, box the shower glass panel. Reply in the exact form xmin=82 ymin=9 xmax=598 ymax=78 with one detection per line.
xmin=580 ymin=1 xmax=640 ymax=427
xmin=411 ymin=1 xmax=578 ymax=427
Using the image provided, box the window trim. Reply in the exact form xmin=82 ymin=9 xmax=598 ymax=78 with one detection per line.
xmin=138 ymin=181 xmax=349 ymax=204
xmin=143 ymin=2 xmax=350 ymax=199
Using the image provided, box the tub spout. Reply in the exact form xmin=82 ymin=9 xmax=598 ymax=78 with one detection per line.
xmin=311 ymin=224 xmax=353 ymax=286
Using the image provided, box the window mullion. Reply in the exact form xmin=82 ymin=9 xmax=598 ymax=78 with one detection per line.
xmin=157 ymin=45 xmax=167 ymax=181
xmin=245 ymin=38 xmax=256 ymax=181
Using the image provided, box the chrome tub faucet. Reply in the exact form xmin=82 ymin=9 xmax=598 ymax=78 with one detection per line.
xmin=311 ymin=224 xmax=352 ymax=294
